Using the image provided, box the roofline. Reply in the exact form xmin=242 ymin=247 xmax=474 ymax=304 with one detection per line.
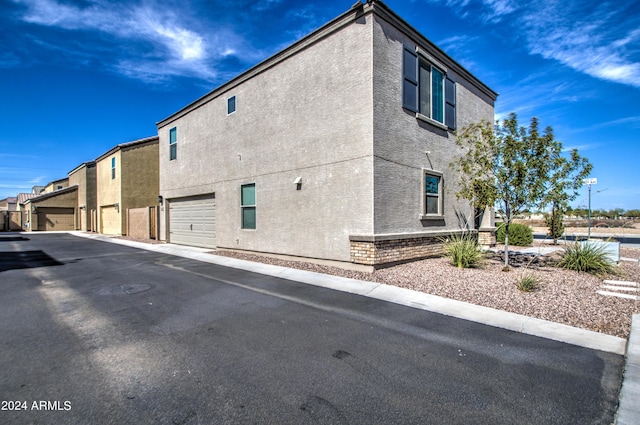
xmin=46 ymin=177 xmax=69 ymax=186
xmin=157 ymin=0 xmax=496 ymax=129
xmin=26 ymin=185 xmax=78 ymax=203
xmin=157 ymin=2 xmax=369 ymax=128
xmin=68 ymin=160 xmax=96 ymax=176
xmin=95 ymin=135 xmax=159 ymax=163
xmin=371 ymin=1 xmax=498 ymax=100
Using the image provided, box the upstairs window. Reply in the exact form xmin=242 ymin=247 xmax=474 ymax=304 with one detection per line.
xmin=111 ymin=157 xmax=116 ymax=179
xmin=169 ymin=127 xmax=177 ymax=161
xmin=227 ymin=95 xmax=236 ymax=115
xmin=241 ymin=183 xmax=256 ymax=229
xmin=403 ymin=46 xmax=456 ymax=130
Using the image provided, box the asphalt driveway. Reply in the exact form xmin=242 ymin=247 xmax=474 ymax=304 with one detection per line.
xmin=0 ymin=233 xmax=624 ymax=424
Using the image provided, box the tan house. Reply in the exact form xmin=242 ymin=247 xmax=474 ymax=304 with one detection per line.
xmin=96 ymin=136 xmax=159 ymax=235
xmin=0 ymin=197 xmax=17 ymax=231
xmin=41 ymin=178 xmax=69 ymax=194
xmin=68 ymin=161 xmax=97 ymax=232
xmin=24 ymin=185 xmax=78 ymax=231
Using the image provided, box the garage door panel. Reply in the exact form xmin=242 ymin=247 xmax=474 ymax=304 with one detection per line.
xmin=101 ymin=206 xmax=120 ymax=235
xmin=169 ymin=195 xmax=216 ymax=249
xmin=37 ymin=208 xmax=75 ymax=231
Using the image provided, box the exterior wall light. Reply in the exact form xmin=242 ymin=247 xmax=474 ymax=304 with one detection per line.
xmin=293 ymin=177 xmax=302 ymax=191
xmin=158 ymin=195 xmax=163 ymax=206
xmin=114 ymin=203 xmax=120 ymax=212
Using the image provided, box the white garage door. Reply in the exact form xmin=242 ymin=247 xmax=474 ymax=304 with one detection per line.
xmin=169 ymin=194 xmax=216 ymax=249
xmin=101 ymin=205 xmax=120 ymax=235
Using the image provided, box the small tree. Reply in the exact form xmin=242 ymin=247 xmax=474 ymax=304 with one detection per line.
xmin=540 ymin=145 xmax=592 ymax=244
xmin=545 ymin=209 xmax=565 ymax=243
xmin=452 ymin=113 xmax=552 ymax=268
xmin=452 ymin=113 xmax=590 ymax=267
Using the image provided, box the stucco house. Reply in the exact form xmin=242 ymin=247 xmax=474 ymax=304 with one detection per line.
xmin=24 ymin=185 xmax=78 ymax=231
xmin=156 ymin=0 xmax=497 ymax=267
xmin=95 ymin=136 xmax=159 ymax=235
xmin=40 ymin=178 xmax=69 ymax=194
xmin=69 ymin=161 xmax=97 ymax=232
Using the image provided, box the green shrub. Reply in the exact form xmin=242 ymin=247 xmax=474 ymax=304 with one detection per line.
xmin=557 ymin=242 xmax=616 ymax=275
xmin=496 ymin=223 xmax=533 ymax=246
xmin=442 ymin=233 xmax=484 ymax=268
xmin=515 ymin=274 xmax=539 ymax=292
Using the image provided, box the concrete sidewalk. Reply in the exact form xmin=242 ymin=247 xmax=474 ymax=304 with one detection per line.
xmin=67 ymin=231 xmax=639 ymax=424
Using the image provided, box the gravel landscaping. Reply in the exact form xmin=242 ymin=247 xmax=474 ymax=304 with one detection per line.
xmin=214 ymin=246 xmax=640 ymax=339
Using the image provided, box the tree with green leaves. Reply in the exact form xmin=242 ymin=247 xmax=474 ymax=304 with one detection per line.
xmin=540 ymin=144 xmax=592 ymax=244
xmin=452 ymin=112 xmax=590 ymax=268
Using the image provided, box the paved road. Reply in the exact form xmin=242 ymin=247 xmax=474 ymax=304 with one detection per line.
xmin=0 ymin=233 xmax=624 ymax=424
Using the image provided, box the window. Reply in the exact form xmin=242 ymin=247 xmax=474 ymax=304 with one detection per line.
xmin=111 ymin=157 xmax=116 ymax=179
xmin=241 ymin=183 xmax=256 ymax=229
xmin=403 ymin=46 xmax=456 ymax=129
xmin=227 ymin=95 xmax=236 ymax=115
xmin=421 ymin=170 xmax=443 ymax=219
xmin=169 ymin=127 xmax=177 ymax=161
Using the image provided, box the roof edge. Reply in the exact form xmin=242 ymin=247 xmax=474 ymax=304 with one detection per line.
xmin=26 ymin=185 xmax=79 ymax=203
xmin=156 ymin=2 xmax=369 ymax=128
xmin=95 ymin=135 xmax=159 ymax=163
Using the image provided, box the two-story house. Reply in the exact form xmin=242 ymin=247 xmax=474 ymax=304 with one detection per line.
xmin=156 ymin=0 xmax=496 ymax=268
xmin=95 ymin=136 xmax=159 ymax=235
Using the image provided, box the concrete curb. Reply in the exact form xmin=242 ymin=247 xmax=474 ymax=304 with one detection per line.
xmin=67 ymin=232 xmax=627 ymax=355
xmin=616 ymin=314 xmax=640 ymax=425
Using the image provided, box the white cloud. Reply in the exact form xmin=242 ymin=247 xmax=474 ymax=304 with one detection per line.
xmin=428 ymin=0 xmax=640 ymax=88
xmin=10 ymin=0 xmax=232 ymax=82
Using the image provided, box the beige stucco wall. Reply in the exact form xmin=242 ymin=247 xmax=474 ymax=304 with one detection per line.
xmin=27 ymin=188 xmax=78 ymax=231
xmin=96 ymin=151 xmax=122 ymax=234
xmin=69 ymin=163 xmax=97 ymax=231
xmin=42 ymin=178 xmax=69 ymax=194
xmin=158 ymin=11 xmax=374 ymax=261
xmin=95 ymin=140 xmax=158 ymax=235
xmin=121 ymin=141 xmax=159 ymax=215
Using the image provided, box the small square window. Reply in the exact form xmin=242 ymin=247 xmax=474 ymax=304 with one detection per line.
xmin=227 ymin=96 xmax=236 ymax=115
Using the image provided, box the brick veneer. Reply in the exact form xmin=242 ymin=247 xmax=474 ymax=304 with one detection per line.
xmin=349 ymin=232 xmax=462 ymax=266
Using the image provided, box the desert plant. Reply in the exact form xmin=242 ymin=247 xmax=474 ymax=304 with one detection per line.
xmin=556 ymin=242 xmax=616 ymax=275
xmin=442 ymin=233 xmax=484 ymax=268
xmin=515 ymin=274 xmax=539 ymax=292
xmin=496 ymin=223 xmax=533 ymax=246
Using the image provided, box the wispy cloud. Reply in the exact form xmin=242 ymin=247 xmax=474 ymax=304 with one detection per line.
xmin=427 ymin=0 xmax=640 ymax=88
xmin=9 ymin=0 xmax=242 ymax=83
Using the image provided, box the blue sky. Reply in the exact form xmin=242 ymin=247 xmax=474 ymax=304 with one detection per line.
xmin=1 ymin=0 xmax=639 ymax=210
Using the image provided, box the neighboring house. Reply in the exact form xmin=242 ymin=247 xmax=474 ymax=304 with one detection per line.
xmin=31 ymin=186 xmax=45 ymax=195
xmin=0 ymin=197 xmax=17 ymax=231
xmin=24 ymin=185 xmax=79 ymax=231
xmin=16 ymin=192 xmax=38 ymax=230
xmin=95 ymin=136 xmax=159 ymax=235
xmin=156 ymin=0 xmax=496 ymax=267
xmin=41 ymin=178 xmax=69 ymax=194
xmin=68 ymin=161 xmax=97 ymax=232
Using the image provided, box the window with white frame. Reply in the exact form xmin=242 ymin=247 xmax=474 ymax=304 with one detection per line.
xmin=421 ymin=170 xmax=443 ymax=218
xmin=241 ymin=183 xmax=256 ymax=229
xmin=403 ymin=46 xmax=456 ymax=129
xmin=111 ymin=157 xmax=116 ymax=179
xmin=169 ymin=127 xmax=177 ymax=161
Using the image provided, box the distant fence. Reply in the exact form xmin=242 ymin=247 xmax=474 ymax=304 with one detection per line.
xmin=127 ymin=207 xmax=158 ymax=240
